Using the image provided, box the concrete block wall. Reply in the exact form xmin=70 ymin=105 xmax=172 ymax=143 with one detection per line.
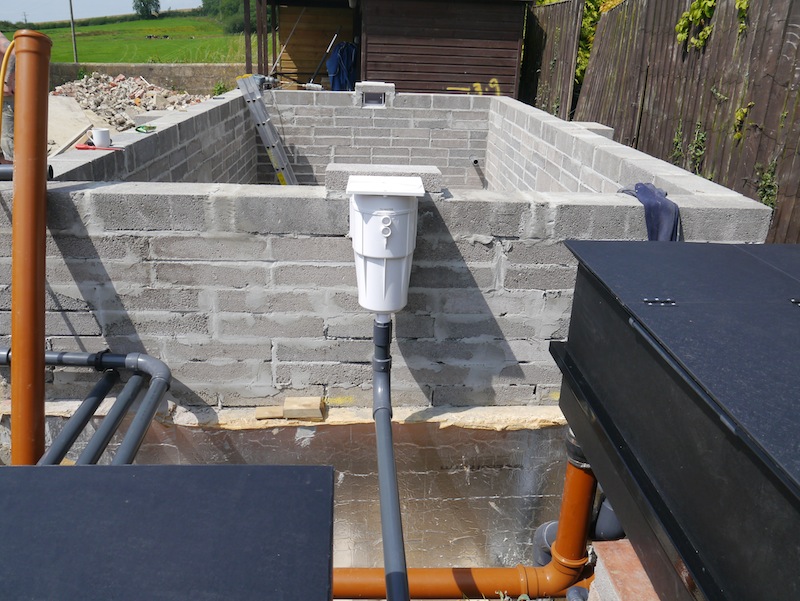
xmin=0 ymin=175 xmax=770 ymax=409
xmin=49 ymin=90 xmax=258 ymax=185
xmin=485 ymin=96 xmax=761 ymax=203
xmin=260 ymin=86 xmax=491 ymax=188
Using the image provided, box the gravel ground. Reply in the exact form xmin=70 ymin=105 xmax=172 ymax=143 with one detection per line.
xmin=52 ymin=72 xmax=210 ymax=131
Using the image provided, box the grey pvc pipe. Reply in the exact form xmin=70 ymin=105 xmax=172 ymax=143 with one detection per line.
xmin=111 ymin=376 xmax=169 ymax=465
xmin=594 ymin=497 xmax=625 ymax=540
xmin=1 ymin=348 xmax=171 ymax=464
xmin=38 ymin=369 xmax=120 ymax=465
xmin=43 ymin=350 xmax=127 ymax=370
xmin=77 ymin=374 xmax=145 ymax=465
xmin=0 ymin=164 xmax=53 ymax=180
xmin=372 ymin=318 xmax=410 ymax=601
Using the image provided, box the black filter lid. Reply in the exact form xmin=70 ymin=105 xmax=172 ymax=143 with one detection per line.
xmin=0 ymin=465 xmax=334 ymax=600
xmin=566 ymin=240 xmax=800 ymax=496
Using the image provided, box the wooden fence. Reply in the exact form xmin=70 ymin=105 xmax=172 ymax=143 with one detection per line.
xmin=573 ymin=0 xmax=800 ymax=243
xmin=518 ymin=0 xmax=584 ymax=120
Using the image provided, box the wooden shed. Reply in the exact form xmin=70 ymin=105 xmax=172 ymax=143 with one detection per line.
xmin=271 ymin=0 xmax=526 ymax=97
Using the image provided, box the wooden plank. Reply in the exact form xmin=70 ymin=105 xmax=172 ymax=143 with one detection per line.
xmin=368 ymin=35 xmax=519 ymax=50
xmin=363 ymin=0 xmax=523 ymax=96
xmin=518 ymin=0 xmax=583 ymax=114
xmin=278 ymin=5 xmax=353 ymax=89
xmin=254 ymin=406 xmax=283 ymax=420
xmin=283 ymin=397 xmax=325 ymax=421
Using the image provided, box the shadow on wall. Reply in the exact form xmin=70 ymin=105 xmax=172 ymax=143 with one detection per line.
xmin=2 ymin=184 xmax=211 ymax=408
xmin=395 ymin=197 xmax=526 ymax=407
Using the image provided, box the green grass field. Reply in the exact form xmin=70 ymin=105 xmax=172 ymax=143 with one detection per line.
xmin=40 ymin=15 xmax=258 ymax=64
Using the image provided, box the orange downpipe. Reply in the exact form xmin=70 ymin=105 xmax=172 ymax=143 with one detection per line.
xmin=10 ymin=30 xmax=52 ymax=465
xmin=333 ymin=461 xmax=597 ymax=599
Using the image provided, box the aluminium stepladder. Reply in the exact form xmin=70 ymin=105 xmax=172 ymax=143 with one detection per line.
xmin=237 ymin=74 xmax=298 ymax=185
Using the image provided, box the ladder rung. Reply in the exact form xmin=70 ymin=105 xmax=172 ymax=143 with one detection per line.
xmin=237 ymin=76 xmax=298 ymax=186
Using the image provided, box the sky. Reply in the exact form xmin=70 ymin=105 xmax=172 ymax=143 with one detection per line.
xmin=0 ymin=0 xmax=203 ymax=25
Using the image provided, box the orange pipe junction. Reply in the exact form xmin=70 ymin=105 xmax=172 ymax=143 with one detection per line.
xmin=10 ymin=30 xmax=52 ymax=465
xmin=333 ymin=462 xmax=597 ymax=599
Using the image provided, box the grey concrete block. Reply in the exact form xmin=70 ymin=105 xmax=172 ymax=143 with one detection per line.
xmin=45 ymin=259 xmax=151 ymax=288
xmin=324 ymin=313 xmax=375 ymax=338
xmin=398 ymin=339 xmax=517 ymax=365
xmin=275 ymin=361 xmax=371 ymax=388
xmin=433 ymin=314 xmax=522 ymax=340
xmin=217 ymin=314 xmax=324 ymax=338
xmin=435 ymin=192 xmax=530 ymax=237
xmin=275 ymin=339 xmax=373 ymax=362
xmin=161 ymin=336 xmax=271 ymax=362
xmin=271 ymin=236 xmax=352 ymax=262
xmin=150 ymin=234 xmax=269 ymax=261
xmin=324 ymin=163 xmax=443 ymax=193
xmin=171 ymin=358 xmax=268 ymax=385
xmin=270 ymin=90 xmax=316 ymax=106
xmin=409 ymin=264 xmax=496 ymax=290
xmin=592 ymin=144 xmax=650 ymax=184
xmin=542 ymin=193 xmax=643 ymax=240
xmin=234 ymin=190 xmax=348 ymax=235
xmin=372 ymin=146 xmax=411 ymax=157
xmin=215 ymin=289 xmax=316 ymax=313
xmin=90 ymin=188 xmax=208 ymax=232
xmin=393 ymin=94 xmax=433 ymax=109
xmin=674 ymin=196 xmax=771 ymax=243
xmin=0 ymin=312 xmax=100 ymax=337
xmin=154 ymin=261 xmax=267 ymax=288
xmin=46 ymin=234 xmax=147 ymax=261
xmin=414 ymin=236 xmax=496 ymax=263
xmin=431 ymin=384 xmax=539 ymax=407
xmin=313 ymin=91 xmax=355 ymax=107
xmin=430 ymin=94 xmax=473 ymax=110
xmin=575 ymin=121 xmax=614 ymax=139
xmin=101 ymin=310 xmax=210 ymax=337
xmin=119 ymin=288 xmax=201 ymax=312
xmin=504 ymin=264 xmax=577 ymax=291
xmin=273 ymin=264 xmax=356 ymax=288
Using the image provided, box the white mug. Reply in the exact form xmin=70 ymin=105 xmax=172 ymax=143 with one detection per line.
xmin=90 ymin=128 xmax=111 ymax=147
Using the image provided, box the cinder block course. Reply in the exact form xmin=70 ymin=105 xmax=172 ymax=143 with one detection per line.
xmin=217 ymin=314 xmax=324 ymax=339
xmin=275 ymin=362 xmax=371 ymax=388
xmin=154 ymin=261 xmax=267 ymax=288
xmin=274 ymin=339 xmax=373 ymax=363
xmin=504 ymin=264 xmax=578 ymax=291
xmin=325 ymin=163 xmax=443 ymax=193
xmin=150 ymin=234 xmax=269 ymax=261
xmin=15 ymin=87 xmax=773 ymax=412
xmin=435 ymin=193 xmax=530 ymax=237
xmin=235 ymin=192 xmax=347 ymax=235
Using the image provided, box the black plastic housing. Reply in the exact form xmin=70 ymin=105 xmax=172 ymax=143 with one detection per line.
xmin=552 ymin=240 xmax=800 ymax=601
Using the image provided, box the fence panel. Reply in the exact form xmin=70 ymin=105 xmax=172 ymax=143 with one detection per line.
xmin=574 ymin=0 xmax=800 ymax=243
xmin=519 ymin=0 xmax=584 ymax=119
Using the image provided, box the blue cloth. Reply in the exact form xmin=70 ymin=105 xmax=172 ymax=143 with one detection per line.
xmin=326 ymin=42 xmax=358 ymax=91
xmin=622 ymin=183 xmax=681 ymax=241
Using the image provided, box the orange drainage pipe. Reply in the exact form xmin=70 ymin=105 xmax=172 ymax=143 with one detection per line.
xmin=333 ymin=460 xmax=598 ymax=599
xmin=10 ymin=30 xmax=52 ymax=465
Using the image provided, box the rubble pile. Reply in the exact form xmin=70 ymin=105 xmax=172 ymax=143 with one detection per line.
xmin=52 ymin=72 xmax=210 ymax=131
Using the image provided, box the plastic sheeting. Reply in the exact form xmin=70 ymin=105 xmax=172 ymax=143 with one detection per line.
xmin=2 ymin=416 xmax=567 ymax=568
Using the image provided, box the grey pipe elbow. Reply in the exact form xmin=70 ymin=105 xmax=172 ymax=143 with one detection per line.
xmin=125 ymin=353 xmax=172 ymax=386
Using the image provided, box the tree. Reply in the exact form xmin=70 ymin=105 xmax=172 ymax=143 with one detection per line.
xmin=133 ymin=0 xmax=161 ymax=19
